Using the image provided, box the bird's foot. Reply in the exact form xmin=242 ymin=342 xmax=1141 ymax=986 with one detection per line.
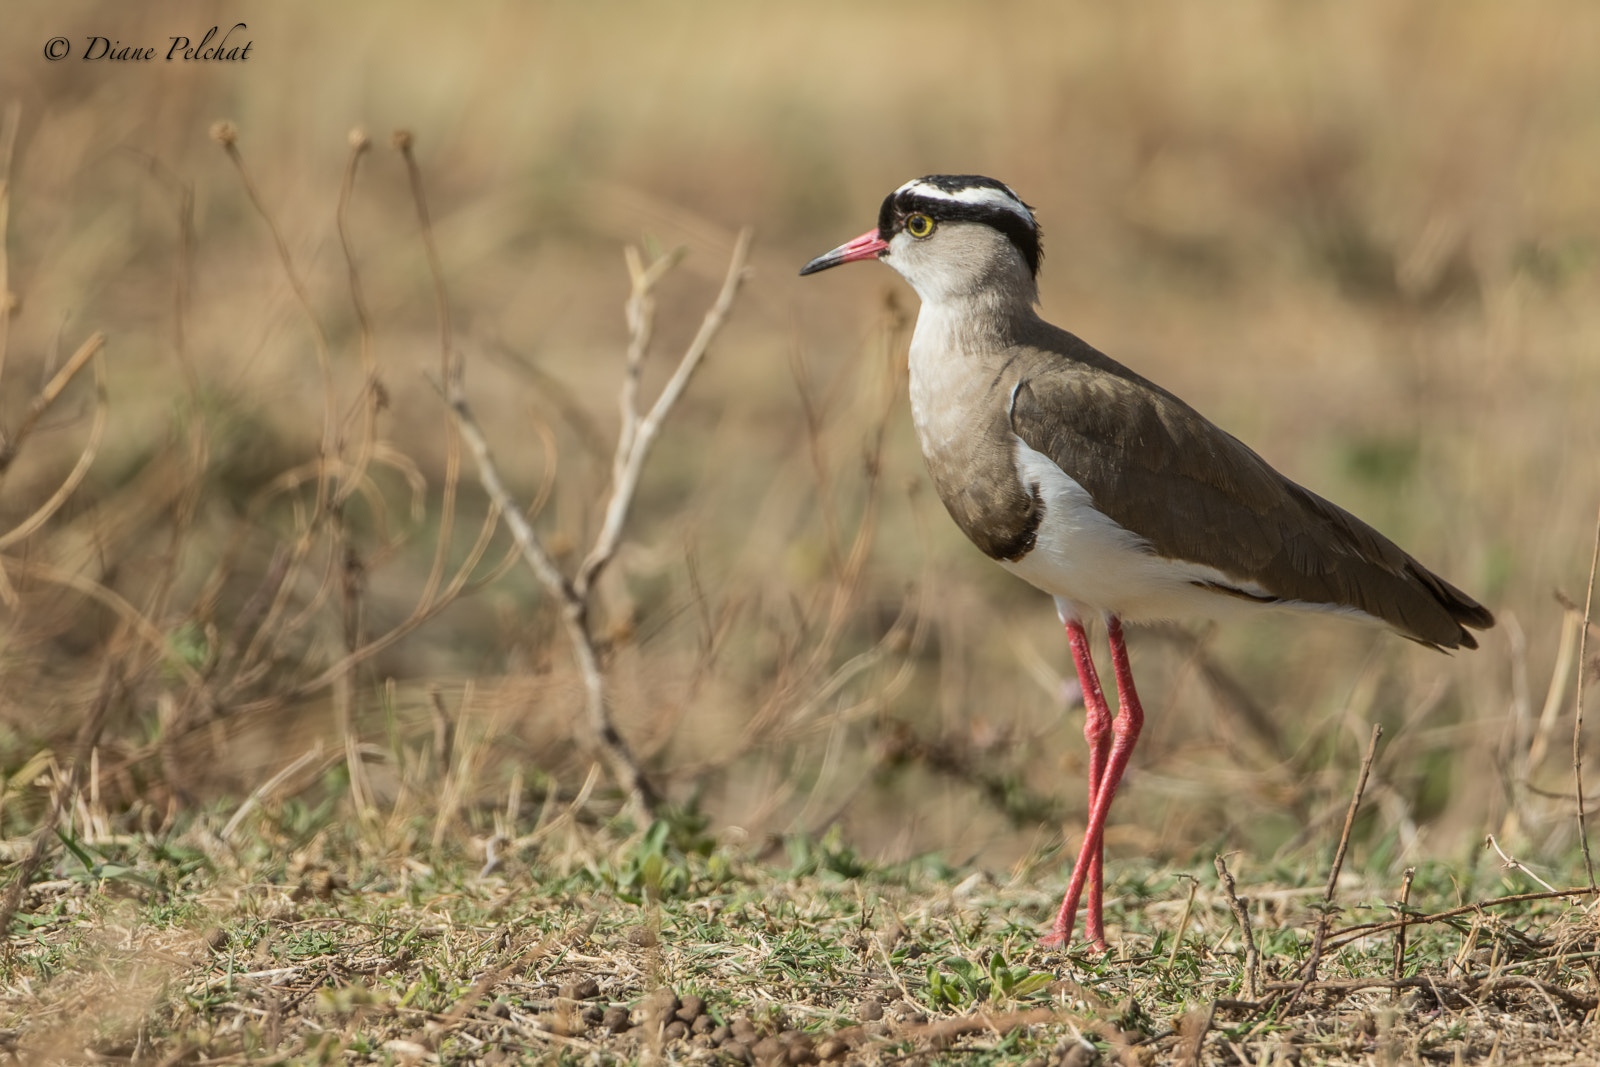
xmin=1037 ymin=928 xmax=1108 ymax=953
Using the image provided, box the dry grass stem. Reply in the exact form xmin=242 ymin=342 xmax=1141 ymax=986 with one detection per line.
xmin=1486 ymin=833 xmax=1560 ymax=894
xmin=1392 ymin=865 xmax=1416 ymax=981
xmin=438 ymin=157 xmax=753 ymax=818
xmin=0 ymin=100 xmax=18 ymax=388
xmin=1215 ymin=854 xmax=1261 ymax=999
xmin=0 ymin=332 xmax=105 ymax=481
xmin=1286 ymin=722 xmax=1384 ymax=1004
xmin=1326 ymin=722 xmax=1384 ymax=903
xmin=1576 ymin=503 xmax=1600 ymax=890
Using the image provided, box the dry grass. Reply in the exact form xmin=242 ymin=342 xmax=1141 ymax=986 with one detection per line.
xmin=2 ymin=0 xmax=1600 ymax=1061
xmin=4 ymin=813 xmax=1600 ymax=1064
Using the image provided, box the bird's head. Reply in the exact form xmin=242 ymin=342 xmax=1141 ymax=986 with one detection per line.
xmin=800 ymin=175 xmax=1042 ymax=304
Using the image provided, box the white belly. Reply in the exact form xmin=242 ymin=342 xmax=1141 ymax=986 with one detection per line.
xmin=1000 ymin=436 xmax=1380 ymax=629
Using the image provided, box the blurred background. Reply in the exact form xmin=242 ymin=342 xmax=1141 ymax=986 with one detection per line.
xmin=2 ymin=0 xmax=1597 ymax=883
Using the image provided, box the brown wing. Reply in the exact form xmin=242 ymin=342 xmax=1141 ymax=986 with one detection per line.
xmin=1005 ymin=326 xmax=1494 ymax=650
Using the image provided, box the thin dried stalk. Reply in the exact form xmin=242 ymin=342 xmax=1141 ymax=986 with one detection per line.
xmin=0 ymin=342 xmax=107 ymax=552
xmin=0 ymin=101 xmax=18 ymax=390
xmin=1215 ymin=854 xmax=1261 ymax=999
xmin=1576 ymin=503 xmax=1600 ymax=890
xmin=393 ymin=131 xmax=465 ymax=612
xmin=0 ymin=332 xmax=106 ymax=480
xmin=1283 ymin=722 xmax=1384 ymax=1011
xmin=417 ymin=136 xmax=750 ymax=821
xmin=335 ymin=130 xmax=379 ymax=508
xmin=576 ymin=236 xmax=747 ymax=597
xmin=1392 ymin=866 xmax=1416 ymax=981
xmin=1324 ymin=884 xmax=1600 ymax=952
xmin=1486 ymin=833 xmax=1559 ymax=893
xmin=210 ymin=123 xmax=339 ymax=519
xmin=0 ymin=557 xmax=203 ymax=689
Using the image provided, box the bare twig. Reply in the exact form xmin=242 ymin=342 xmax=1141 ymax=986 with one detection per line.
xmin=1326 ymin=723 xmax=1384 ymax=903
xmin=0 ymin=332 xmax=106 ymax=480
xmin=1263 ymin=974 xmax=1597 ymax=1014
xmin=1576 ymin=503 xmax=1600 ymax=891
xmin=1215 ymin=854 xmax=1260 ymax=999
xmin=1 ymin=661 xmax=118 ymax=940
xmin=210 ymin=122 xmax=338 ymax=518
xmin=0 ymin=557 xmax=203 ymax=688
xmin=1486 ymin=833 xmax=1559 ymax=894
xmin=576 ymin=235 xmax=747 ymax=597
xmin=393 ymin=130 xmax=470 ymax=636
xmin=0 ymin=101 xmax=19 ymax=390
xmin=1285 ymin=722 xmax=1384 ymax=1006
xmin=1164 ymin=874 xmax=1200 ymax=973
xmin=415 ymin=132 xmax=750 ymax=822
xmin=221 ymin=746 xmax=328 ymax=844
xmin=1322 ymin=885 xmax=1600 ymax=953
xmin=1392 ymin=866 xmax=1416 ymax=981
xmin=334 ymin=128 xmax=380 ymax=512
xmin=1526 ymin=608 xmax=1580 ymax=778
xmin=0 ymin=341 xmax=107 ymax=553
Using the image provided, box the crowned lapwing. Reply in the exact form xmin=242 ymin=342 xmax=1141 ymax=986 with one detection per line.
xmin=800 ymin=175 xmax=1493 ymax=950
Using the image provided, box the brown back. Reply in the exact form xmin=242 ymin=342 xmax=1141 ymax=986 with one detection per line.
xmin=1003 ymin=320 xmax=1493 ymax=649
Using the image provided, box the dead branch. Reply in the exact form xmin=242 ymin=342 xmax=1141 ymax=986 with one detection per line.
xmin=1326 ymin=723 xmax=1384 ymax=904
xmin=425 ymin=146 xmax=751 ymax=821
xmin=0 ymin=332 xmax=106 ymax=480
xmin=0 ymin=341 xmax=107 ymax=554
xmin=1576 ymin=503 xmax=1600 ymax=890
xmin=1282 ymin=722 xmax=1383 ymax=1014
xmin=0 ymin=102 xmax=18 ymax=391
xmin=1261 ymin=974 xmax=1597 ymax=1014
xmin=1215 ymin=854 xmax=1261 ymax=999
xmin=1392 ymin=866 xmax=1415 ymax=981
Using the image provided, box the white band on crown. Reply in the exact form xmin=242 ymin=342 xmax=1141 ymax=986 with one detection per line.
xmin=895 ymin=179 xmax=1034 ymax=227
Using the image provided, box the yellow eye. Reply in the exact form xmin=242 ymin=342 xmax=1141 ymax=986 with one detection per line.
xmin=905 ymin=213 xmax=935 ymax=238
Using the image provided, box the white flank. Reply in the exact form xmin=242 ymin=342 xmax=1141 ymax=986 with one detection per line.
xmin=1001 ymin=436 xmax=1383 ymax=629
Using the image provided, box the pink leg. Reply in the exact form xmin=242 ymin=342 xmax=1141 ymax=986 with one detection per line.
xmin=1068 ymin=620 xmax=1111 ymax=947
xmin=1043 ymin=615 xmax=1146 ymax=950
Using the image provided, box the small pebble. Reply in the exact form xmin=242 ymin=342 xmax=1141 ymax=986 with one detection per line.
xmin=856 ymin=998 xmax=883 ymax=1022
xmin=731 ymin=1016 xmax=758 ymax=1041
xmin=711 ymin=1024 xmax=732 ymax=1044
xmin=1059 ymin=1043 xmax=1094 ymax=1067
xmin=562 ymin=977 xmax=601 ymax=1000
xmin=602 ymin=1006 xmax=631 ymax=1032
xmin=722 ymin=1043 xmax=752 ymax=1064
xmin=678 ymin=994 xmax=707 ymax=1021
xmin=581 ymin=1004 xmax=604 ymax=1026
xmin=781 ymin=1032 xmax=816 ymax=1065
xmin=693 ymin=1014 xmax=717 ymax=1035
xmin=625 ymin=925 xmax=659 ymax=947
xmin=645 ymin=987 xmax=681 ymax=1021
xmin=753 ymin=1036 xmax=784 ymax=1062
xmin=664 ymin=1020 xmax=689 ymax=1040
